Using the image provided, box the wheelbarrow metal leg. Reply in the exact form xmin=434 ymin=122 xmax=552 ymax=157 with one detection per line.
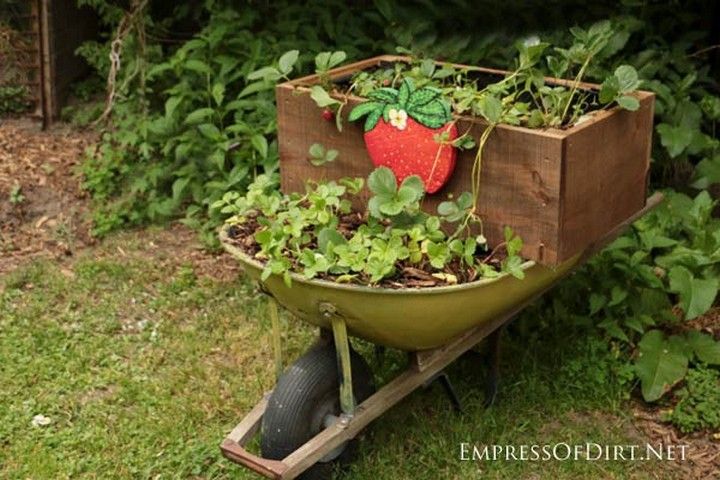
xmin=268 ymin=298 xmax=283 ymax=380
xmin=374 ymin=344 xmax=386 ymax=367
xmin=484 ymin=325 xmax=504 ymax=408
xmin=423 ymin=371 xmax=462 ymax=413
xmin=321 ymin=303 xmax=355 ymax=416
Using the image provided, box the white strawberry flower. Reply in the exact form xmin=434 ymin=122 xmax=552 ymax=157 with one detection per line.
xmin=388 ymin=108 xmax=408 ymax=130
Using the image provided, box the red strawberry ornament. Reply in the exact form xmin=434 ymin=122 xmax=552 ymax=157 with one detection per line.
xmin=348 ymin=78 xmax=457 ymax=194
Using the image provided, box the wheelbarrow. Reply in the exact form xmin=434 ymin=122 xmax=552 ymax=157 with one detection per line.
xmin=219 ymin=192 xmax=663 ymax=479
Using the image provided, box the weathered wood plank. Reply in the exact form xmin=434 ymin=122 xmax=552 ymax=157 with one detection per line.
xmin=225 ymin=392 xmax=270 ymax=444
xmin=558 ymin=92 xmax=655 ymax=259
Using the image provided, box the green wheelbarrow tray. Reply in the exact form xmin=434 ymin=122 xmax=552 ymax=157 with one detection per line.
xmin=220 ymin=230 xmax=579 ymax=351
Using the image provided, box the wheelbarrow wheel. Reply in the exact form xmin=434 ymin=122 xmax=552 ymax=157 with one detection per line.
xmin=261 ymin=343 xmax=375 ymax=479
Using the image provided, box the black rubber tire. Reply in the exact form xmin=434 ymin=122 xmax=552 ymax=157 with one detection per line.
xmin=261 ymin=343 xmax=375 ymax=480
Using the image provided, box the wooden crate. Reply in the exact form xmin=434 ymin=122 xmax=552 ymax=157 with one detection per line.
xmin=276 ymin=55 xmax=655 ymax=266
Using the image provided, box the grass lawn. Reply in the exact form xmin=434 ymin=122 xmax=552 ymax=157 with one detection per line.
xmin=0 ymin=228 xmax=681 ymax=479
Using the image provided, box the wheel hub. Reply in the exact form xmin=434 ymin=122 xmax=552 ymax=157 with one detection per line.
xmin=310 ymin=393 xmax=350 ymax=462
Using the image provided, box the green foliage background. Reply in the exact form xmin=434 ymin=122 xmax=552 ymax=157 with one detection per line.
xmin=75 ymin=0 xmax=720 ymax=424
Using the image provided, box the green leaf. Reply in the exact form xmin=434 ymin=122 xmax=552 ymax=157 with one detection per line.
xmin=456 ymin=192 xmax=474 ymax=209
xmin=437 ymin=200 xmax=459 ymax=217
xmin=685 ymin=331 xmax=720 ymax=365
xmin=251 ymin=134 xmax=268 ymax=159
xmin=382 ymin=103 xmax=395 ymax=122
xmin=172 ymin=177 xmax=189 ymax=201
xmin=315 ymin=51 xmax=346 ymax=72
xmin=668 ymin=266 xmax=718 ymax=320
xmin=502 ymin=255 xmax=525 ymax=279
xmin=211 ymin=82 xmax=225 ymax=106
xmin=339 ymin=177 xmax=364 ymax=195
xmin=164 ymin=96 xmax=182 ymax=118
xmin=617 ymin=95 xmax=640 ymax=111
xmin=426 ymin=216 xmax=441 ymax=232
xmin=426 ymin=241 xmax=450 ymax=269
xmin=328 ymin=51 xmax=347 ymax=69
xmin=598 ymin=75 xmax=619 ymax=104
xmin=247 ymin=66 xmax=281 ymax=82
xmin=397 ymin=78 xmax=414 ymax=108
xmin=197 ymin=123 xmax=220 ymax=139
xmin=589 ymin=293 xmax=606 ymax=314
xmin=314 ymin=52 xmax=331 ymax=71
xmin=364 ymin=108 xmax=383 ymax=131
xmin=691 ymin=155 xmax=720 ymax=189
xmin=477 ymin=95 xmax=503 ymax=123
xmin=184 ymin=59 xmax=212 ymax=75
xmin=278 ymin=50 xmax=299 ymax=75
xmin=409 ymin=112 xmax=447 ymax=129
xmin=367 ymin=167 xmax=397 ymax=197
xmin=325 ymin=149 xmax=339 ymax=163
xmin=614 ymin=65 xmax=640 ymax=92
xmin=239 ymin=80 xmax=273 ymax=97
xmin=399 ymin=175 xmax=425 ymax=199
xmin=318 ymin=227 xmax=346 ymax=253
xmin=379 ymin=198 xmax=405 ymax=216
xmin=419 ymin=59 xmax=435 ymax=78
xmin=185 ymin=107 xmax=215 ymax=124
xmin=348 ymin=101 xmax=382 ymax=122
xmin=504 ymin=226 xmax=523 ymax=256
xmin=599 ymin=318 xmax=629 ymax=342
xmin=368 ymin=88 xmax=398 ymax=103
xmin=656 ymin=123 xmax=693 ymax=158
xmin=411 ymin=100 xmax=446 ymax=118
xmin=310 ymin=86 xmax=340 ymax=108
xmin=309 ymin=143 xmax=325 ymax=158
xmin=408 ymin=87 xmax=442 ymax=108
xmin=635 ymin=330 xmax=689 ymax=402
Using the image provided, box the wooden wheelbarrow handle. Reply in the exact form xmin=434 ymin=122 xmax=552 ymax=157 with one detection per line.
xmin=219 ymin=394 xmax=288 ymax=479
xmin=221 ymin=439 xmax=287 ymax=479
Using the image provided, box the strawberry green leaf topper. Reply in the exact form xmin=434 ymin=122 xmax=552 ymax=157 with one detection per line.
xmin=348 ymin=78 xmax=458 ymax=194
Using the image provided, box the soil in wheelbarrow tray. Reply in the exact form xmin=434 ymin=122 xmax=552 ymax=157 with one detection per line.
xmin=224 ymin=212 xmax=510 ymax=289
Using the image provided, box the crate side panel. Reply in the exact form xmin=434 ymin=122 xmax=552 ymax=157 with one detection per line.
xmin=437 ymin=122 xmax=563 ymax=264
xmin=277 ymin=85 xmax=372 ymax=195
xmin=560 ymin=95 xmax=654 ymax=259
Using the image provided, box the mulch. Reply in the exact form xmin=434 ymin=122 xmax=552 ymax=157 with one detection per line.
xmin=632 ymin=402 xmax=720 ymax=479
xmin=0 ymin=118 xmax=96 ymax=273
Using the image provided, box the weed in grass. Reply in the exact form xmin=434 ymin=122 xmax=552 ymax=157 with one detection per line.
xmin=665 ymin=365 xmax=720 ymax=434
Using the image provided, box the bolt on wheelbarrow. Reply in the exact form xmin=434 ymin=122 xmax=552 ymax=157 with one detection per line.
xmin=218 ymin=193 xmax=663 ymax=480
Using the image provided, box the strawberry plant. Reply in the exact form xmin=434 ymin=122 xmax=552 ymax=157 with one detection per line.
xmin=215 ymin=167 xmax=523 ymax=287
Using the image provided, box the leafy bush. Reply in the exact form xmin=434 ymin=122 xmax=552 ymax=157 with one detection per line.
xmin=538 ymin=190 xmax=720 ymax=402
xmin=80 ymin=2 xmax=395 ymax=244
xmin=0 ymin=85 xmax=30 ymax=115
